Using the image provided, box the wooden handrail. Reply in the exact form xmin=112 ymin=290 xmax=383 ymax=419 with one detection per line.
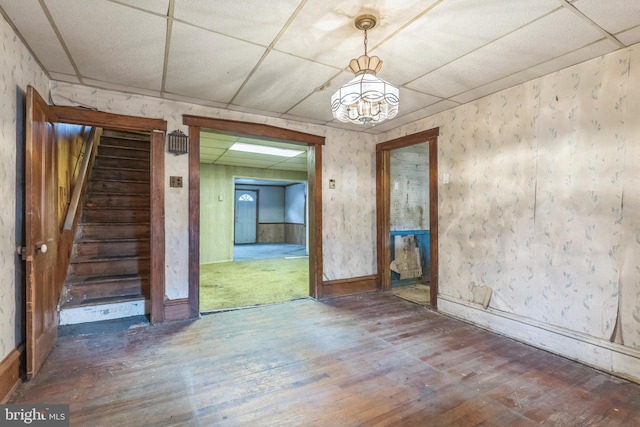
xmin=63 ymin=127 xmax=98 ymax=231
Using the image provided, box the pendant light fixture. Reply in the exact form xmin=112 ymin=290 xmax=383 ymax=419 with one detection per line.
xmin=331 ymin=14 xmax=399 ymax=124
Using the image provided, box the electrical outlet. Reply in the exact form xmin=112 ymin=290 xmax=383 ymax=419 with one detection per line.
xmin=170 ymin=176 xmax=183 ymax=188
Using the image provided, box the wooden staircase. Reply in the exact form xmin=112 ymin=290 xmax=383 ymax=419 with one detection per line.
xmin=60 ymin=130 xmax=151 ymax=311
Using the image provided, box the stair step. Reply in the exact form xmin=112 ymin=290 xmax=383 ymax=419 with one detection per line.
xmin=94 ymin=156 xmax=150 ymax=171
xmin=73 ymin=239 xmax=149 ymax=259
xmin=85 ymin=193 xmax=149 ymax=209
xmin=83 ymin=208 xmax=150 ymax=223
xmin=69 ymin=256 xmax=150 ymax=277
xmin=92 ymin=167 xmax=150 ymax=183
xmin=89 ymin=180 xmax=150 ymax=195
xmin=102 ymin=130 xmax=150 ymax=142
xmin=79 ymin=223 xmax=150 ymax=240
xmin=98 ymin=145 xmax=150 ymax=160
xmin=62 ymin=274 xmax=148 ymax=308
xmin=61 ymin=291 xmax=148 ymax=309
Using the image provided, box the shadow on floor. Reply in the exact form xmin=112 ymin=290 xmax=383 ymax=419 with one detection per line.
xmin=58 ymin=315 xmax=150 ymax=337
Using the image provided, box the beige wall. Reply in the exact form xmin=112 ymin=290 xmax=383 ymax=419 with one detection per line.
xmin=0 ymin=14 xmax=50 ymax=362
xmin=200 ymin=164 xmax=307 ymax=264
xmin=379 ymin=44 xmax=640 ymax=381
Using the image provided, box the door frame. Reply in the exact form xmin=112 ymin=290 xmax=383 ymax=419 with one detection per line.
xmin=25 ymin=86 xmax=59 ymax=378
xmin=376 ymin=128 xmax=439 ymax=308
xmin=50 ymin=106 xmax=167 ymax=322
xmin=183 ymin=116 xmax=325 ymax=318
xmin=234 ymin=188 xmax=259 ymax=244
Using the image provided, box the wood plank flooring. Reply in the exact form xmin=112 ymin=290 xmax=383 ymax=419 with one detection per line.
xmin=9 ymin=293 xmax=640 ymax=426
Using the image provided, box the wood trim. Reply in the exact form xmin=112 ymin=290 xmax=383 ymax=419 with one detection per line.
xmin=164 ymin=298 xmax=190 ymax=322
xmin=51 ymin=106 xmax=167 ymax=132
xmin=376 ymin=149 xmax=391 ymax=292
xmin=183 ymin=116 xmax=325 ymax=146
xmin=188 ymin=125 xmax=201 ymax=319
xmin=0 ymin=347 xmax=23 ymax=403
xmin=321 ymin=275 xmax=377 ymax=298
xmin=376 ymin=128 xmax=439 ymax=308
xmin=428 ymin=135 xmax=439 ymax=308
xmin=184 ymin=116 xmax=324 ymax=309
xmin=309 ymin=144 xmax=323 ymax=299
xmin=375 ymin=128 xmax=439 ymax=152
xmin=47 ymin=106 xmax=168 ymax=322
xmin=150 ymin=130 xmax=166 ymax=323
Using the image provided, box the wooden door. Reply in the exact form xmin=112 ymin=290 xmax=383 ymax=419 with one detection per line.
xmin=25 ymin=86 xmax=59 ymax=378
xmin=234 ymin=190 xmax=258 ymax=244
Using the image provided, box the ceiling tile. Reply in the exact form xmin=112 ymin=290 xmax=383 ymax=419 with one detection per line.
xmin=232 ymin=50 xmax=339 ymax=113
xmin=0 ymin=0 xmax=75 ymax=74
xmin=374 ymin=0 xmax=561 ymax=85
xmin=275 ymin=0 xmax=433 ymax=67
xmin=615 ymin=26 xmax=640 ymax=46
xmin=49 ymin=72 xmax=81 ymax=84
xmin=45 ymin=0 xmax=166 ymax=90
xmin=165 ymin=22 xmax=267 ymax=103
xmin=572 ymin=0 xmax=640 ymax=36
xmin=112 ymin=0 xmax=170 ymax=15
xmin=407 ymin=8 xmax=608 ymax=98
xmin=173 ymin=0 xmax=300 ymax=45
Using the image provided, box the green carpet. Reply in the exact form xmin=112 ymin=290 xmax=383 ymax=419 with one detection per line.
xmin=200 ymin=257 xmax=309 ymax=312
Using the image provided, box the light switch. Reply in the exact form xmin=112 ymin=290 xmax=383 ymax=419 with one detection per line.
xmin=329 ymin=179 xmax=336 ymax=189
xmin=170 ymin=176 xmax=183 ymax=188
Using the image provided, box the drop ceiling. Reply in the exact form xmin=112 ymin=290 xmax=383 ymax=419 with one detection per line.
xmin=200 ymin=131 xmax=308 ymax=171
xmin=1 ymin=0 xmax=639 ymax=135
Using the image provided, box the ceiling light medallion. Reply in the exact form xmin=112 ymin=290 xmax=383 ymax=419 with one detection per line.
xmin=331 ymin=14 xmax=399 ymax=125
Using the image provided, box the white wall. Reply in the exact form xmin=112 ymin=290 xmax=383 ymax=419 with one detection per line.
xmin=236 ymin=185 xmax=284 ymax=223
xmin=0 ymin=15 xmax=50 ymax=362
xmin=379 ymin=44 xmax=640 ymax=381
xmin=285 ymin=183 xmax=306 ymax=224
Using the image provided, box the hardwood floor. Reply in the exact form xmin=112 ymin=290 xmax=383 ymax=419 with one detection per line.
xmin=9 ymin=293 xmax=640 ymax=426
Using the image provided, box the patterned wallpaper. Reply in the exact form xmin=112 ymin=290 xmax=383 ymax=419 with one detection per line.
xmin=49 ymin=83 xmax=378 ymax=293
xmin=322 ymin=128 xmax=377 ymax=281
xmin=380 ymin=44 xmax=640 ymax=350
xmin=0 ymin=15 xmax=49 ymax=360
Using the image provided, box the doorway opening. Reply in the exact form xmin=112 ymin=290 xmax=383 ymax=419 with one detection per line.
xmin=376 ymin=128 xmax=439 ymax=308
xmin=200 ymin=172 xmax=310 ymax=312
xmin=189 ymin=119 xmax=322 ymax=314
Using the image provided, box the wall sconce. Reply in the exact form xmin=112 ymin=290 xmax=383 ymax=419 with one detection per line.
xmin=167 ymin=129 xmax=189 ymax=155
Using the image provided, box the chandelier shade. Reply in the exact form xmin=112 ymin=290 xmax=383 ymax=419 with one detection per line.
xmin=330 ymin=71 xmax=399 ymax=124
xmin=330 ymin=14 xmax=399 ymax=125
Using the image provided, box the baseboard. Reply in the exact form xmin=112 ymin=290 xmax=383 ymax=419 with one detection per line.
xmin=438 ymin=294 xmax=640 ymax=384
xmin=0 ymin=347 xmax=23 ymax=403
xmin=321 ymin=275 xmax=377 ymax=298
xmin=164 ymin=298 xmax=191 ymax=322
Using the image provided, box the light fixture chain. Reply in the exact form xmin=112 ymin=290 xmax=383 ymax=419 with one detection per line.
xmin=364 ymin=28 xmax=368 ymax=56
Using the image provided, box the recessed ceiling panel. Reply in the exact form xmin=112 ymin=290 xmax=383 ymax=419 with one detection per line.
xmin=45 ymin=0 xmax=166 ymax=90
xmin=0 ymin=0 xmax=75 ymax=74
xmin=173 ymin=0 xmax=300 ymax=45
xmin=165 ymin=22 xmax=267 ymax=103
xmin=233 ymin=50 xmax=339 ymax=113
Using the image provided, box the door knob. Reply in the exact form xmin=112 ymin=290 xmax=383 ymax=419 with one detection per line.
xmin=36 ymin=243 xmax=48 ymax=254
